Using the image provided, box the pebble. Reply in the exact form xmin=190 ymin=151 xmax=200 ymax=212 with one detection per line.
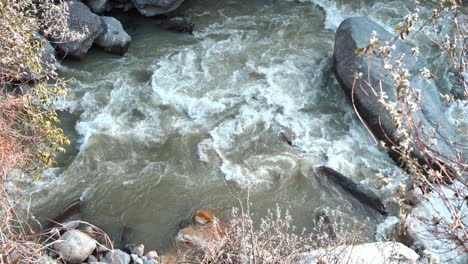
xmin=104 ymin=249 xmax=131 ymax=264
xmin=132 ymin=244 xmax=145 ymax=257
xmin=145 ymin=250 xmax=159 ymax=260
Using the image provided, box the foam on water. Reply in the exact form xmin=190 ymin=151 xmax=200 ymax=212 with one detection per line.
xmin=149 ymin=3 xmax=407 ymax=187
xmin=23 ymin=0 xmax=467 ymax=249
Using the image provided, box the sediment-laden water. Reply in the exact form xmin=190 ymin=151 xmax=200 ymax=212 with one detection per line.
xmin=24 ymin=0 xmax=466 ymax=251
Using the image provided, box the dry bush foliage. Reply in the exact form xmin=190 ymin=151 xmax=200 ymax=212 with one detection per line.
xmin=178 ymin=189 xmax=364 ymax=264
xmin=355 ymin=0 xmax=467 ymax=257
xmin=0 ymin=0 xmax=77 ymax=262
xmin=0 ymin=0 xmax=71 ymax=176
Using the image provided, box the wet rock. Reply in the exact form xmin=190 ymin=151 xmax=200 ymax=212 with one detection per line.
xmin=131 ymin=0 xmax=185 ymax=16
xmin=50 ymin=0 xmax=104 ymax=59
xmin=333 ymin=17 xmax=457 ymax=167
xmin=94 ymin=16 xmax=131 ymax=55
xmin=280 ymin=131 xmax=295 ymax=146
xmin=104 ymin=249 xmax=131 ymax=264
xmin=160 ymin=17 xmax=194 ymax=33
xmin=53 ymin=230 xmax=97 ymax=263
xmin=86 ymin=0 xmax=110 ymax=14
xmin=314 ymin=166 xmax=387 ymax=215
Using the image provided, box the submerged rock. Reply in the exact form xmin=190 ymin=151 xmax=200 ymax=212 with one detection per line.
xmin=333 ymin=17 xmax=457 ymax=167
xmin=160 ymin=17 xmax=194 ymax=33
xmin=94 ymin=16 xmax=131 ymax=55
xmin=53 ymin=230 xmax=96 ymax=263
xmin=51 ymin=0 xmax=104 ymax=59
xmin=314 ymin=166 xmax=387 ymax=215
xmin=130 ymin=0 xmax=185 ymax=16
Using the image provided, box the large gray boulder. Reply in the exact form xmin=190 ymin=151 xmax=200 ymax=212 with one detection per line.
xmin=94 ymin=16 xmax=131 ymax=55
xmin=333 ymin=17 xmax=457 ymax=167
xmin=130 ymin=0 xmax=185 ymax=16
xmin=53 ymin=230 xmax=96 ymax=263
xmin=51 ymin=0 xmax=104 ymax=59
xmin=86 ymin=0 xmax=111 ymax=14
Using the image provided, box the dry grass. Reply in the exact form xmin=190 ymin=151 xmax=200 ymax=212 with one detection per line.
xmin=176 ymin=186 xmax=366 ymax=264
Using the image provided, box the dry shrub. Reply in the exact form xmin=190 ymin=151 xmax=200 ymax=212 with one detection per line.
xmin=353 ymin=0 xmax=467 ymax=258
xmin=0 ymin=0 xmax=81 ymax=262
xmin=178 ymin=188 xmax=365 ymax=264
xmin=0 ymin=186 xmax=46 ymax=263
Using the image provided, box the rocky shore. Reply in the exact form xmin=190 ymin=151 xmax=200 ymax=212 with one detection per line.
xmin=47 ymin=209 xmax=421 ymax=264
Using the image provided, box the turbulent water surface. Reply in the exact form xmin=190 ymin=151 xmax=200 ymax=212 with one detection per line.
xmin=26 ymin=0 xmax=465 ymax=250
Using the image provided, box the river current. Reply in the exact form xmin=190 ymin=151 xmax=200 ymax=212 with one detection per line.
xmin=25 ymin=0 xmax=467 ymax=251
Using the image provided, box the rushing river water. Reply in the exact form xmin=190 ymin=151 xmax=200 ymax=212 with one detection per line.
xmin=25 ymin=0 xmax=466 ymax=251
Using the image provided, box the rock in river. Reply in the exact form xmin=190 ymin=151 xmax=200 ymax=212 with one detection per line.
xmin=50 ymin=0 xmax=104 ymax=59
xmin=333 ymin=17 xmax=457 ymax=167
xmin=95 ymin=16 xmax=131 ymax=55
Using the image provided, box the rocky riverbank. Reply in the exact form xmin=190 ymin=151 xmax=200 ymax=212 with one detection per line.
xmin=48 ymin=209 xmax=422 ymax=264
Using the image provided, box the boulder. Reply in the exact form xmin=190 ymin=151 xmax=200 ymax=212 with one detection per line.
xmin=94 ymin=16 xmax=131 ymax=55
xmin=104 ymin=249 xmax=131 ymax=264
xmin=333 ymin=17 xmax=457 ymax=167
xmin=50 ymin=0 xmax=104 ymax=59
xmin=130 ymin=0 xmax=185 ymax=16
xmin=86 ymin=0 xmax=110 ymax=14
xmin=53 ymin=230 xmax=96 ymax=263
xmin=314 ymin=166 xmax=387 ymax=215
xmin=295 ymin=242 xmax=420 ymax=264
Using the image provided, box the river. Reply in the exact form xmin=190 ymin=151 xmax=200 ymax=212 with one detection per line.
xmin=25 ymin=0 xmax=466 ymax=251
